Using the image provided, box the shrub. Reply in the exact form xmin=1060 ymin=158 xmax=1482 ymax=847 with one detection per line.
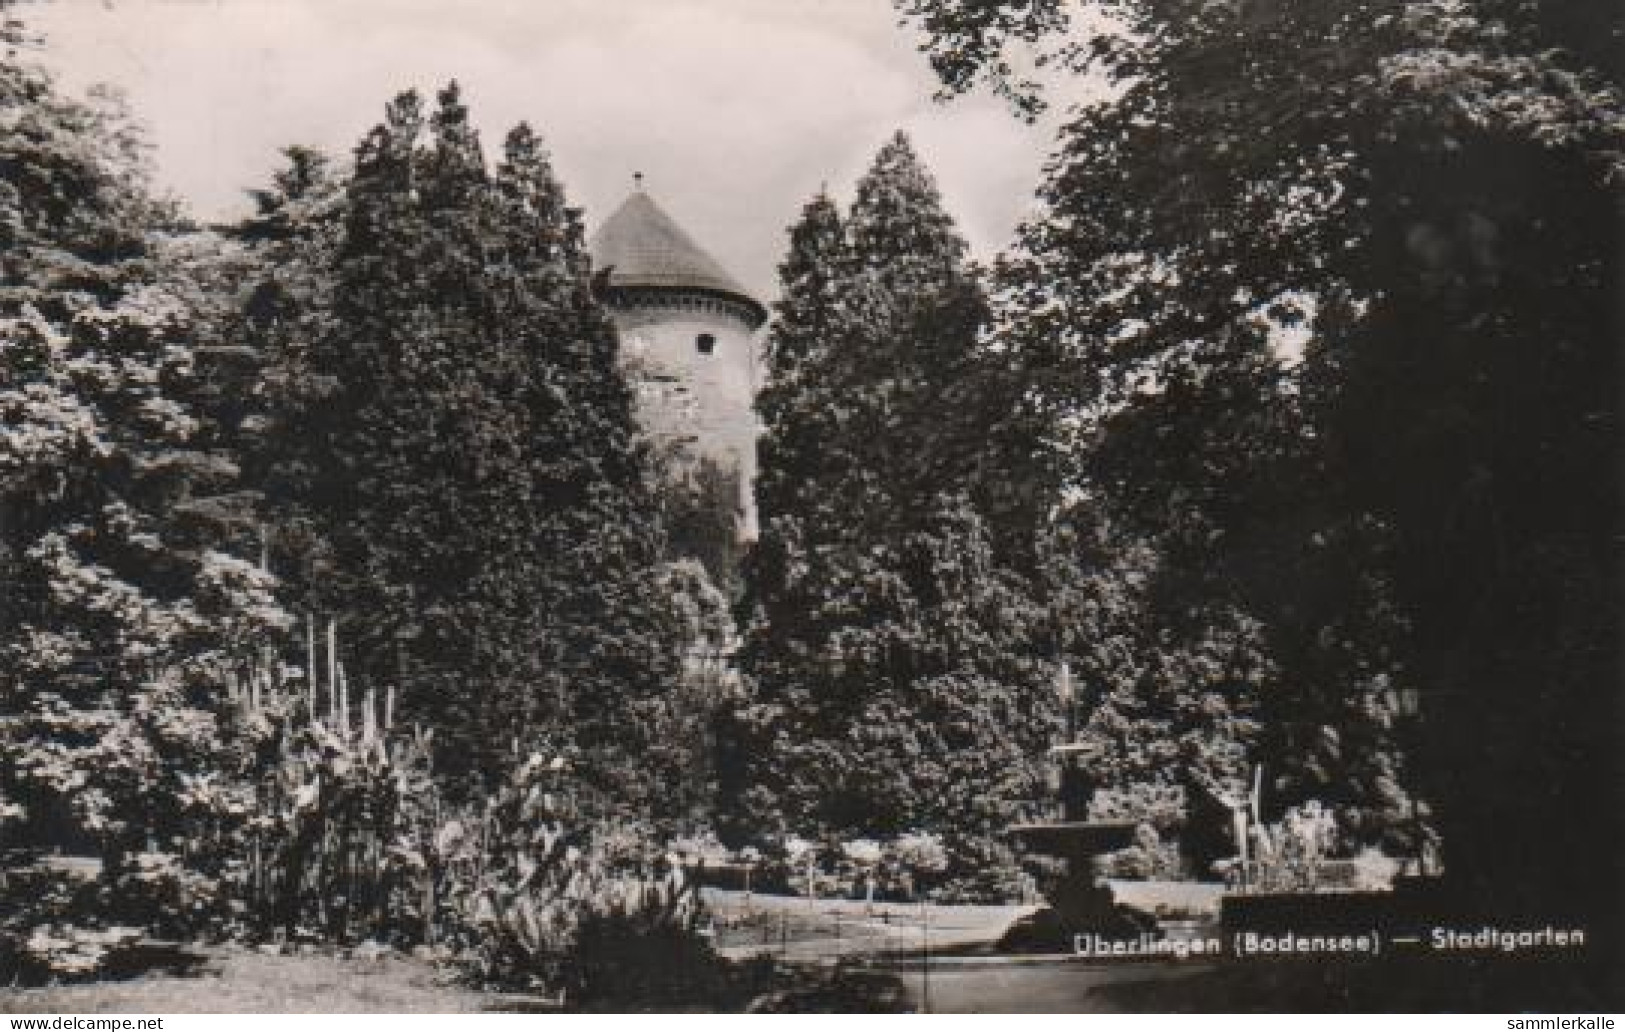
xmin=838 ymin=838 xmax=883 ymax=903
xmin=233 ymin=691 xmax=443 ymax=946
xmin=438 ymin=752 xmax=724 ymax=1006
xmin=1 ymin=620 xmax=727 ymax=999
xmin=1244 ymin=800 xmax=1349 ymax=893
xmin=1098 ymin=823 xmax=1186 ymax=881
xmin=0 ymin=663 xmax=268 ymax=981
xmin=884 ymin=831 xmax=948 ymax=898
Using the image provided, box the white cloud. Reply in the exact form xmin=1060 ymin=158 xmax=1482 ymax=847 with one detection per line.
xmin=29 ymin=0 xmax=1068 ymax=299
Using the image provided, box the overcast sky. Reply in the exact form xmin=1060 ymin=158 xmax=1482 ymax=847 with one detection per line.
xmin=27 ymin=0 xmax=1081 ymax=301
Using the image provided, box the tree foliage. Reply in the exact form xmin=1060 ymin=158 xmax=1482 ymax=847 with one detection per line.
xmin=233 ymin=85 xmax=724 ymax=821
xmin=0 ymin=2 xmax=734 ymax=971
xmin=725 ymin=135 xmax=1058 ymax=894
xmin=0 ymin=8 xmax=289 ymax=949
xmin=899 ymin=0 xmax=1623 ymax=911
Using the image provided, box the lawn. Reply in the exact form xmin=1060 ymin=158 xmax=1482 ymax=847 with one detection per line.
xmin=0 ymin=947 xmax=488 ymax=1014
xmin=0 ymin=936 xmax=912 ymax=1014
xmin=0 ymin=892 xmax=1026 ymax=1014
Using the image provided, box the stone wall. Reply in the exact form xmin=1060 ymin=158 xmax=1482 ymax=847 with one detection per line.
xmin=608 ymin=292 xmax=762 ymax=539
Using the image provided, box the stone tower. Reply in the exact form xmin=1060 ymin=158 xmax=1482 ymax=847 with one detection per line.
xmin=589 ymin=181 xmax=767 ymax=538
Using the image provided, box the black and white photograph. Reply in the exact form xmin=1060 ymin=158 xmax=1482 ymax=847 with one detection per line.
xmin=0 ymin=0 xmax=1620 ymax=1016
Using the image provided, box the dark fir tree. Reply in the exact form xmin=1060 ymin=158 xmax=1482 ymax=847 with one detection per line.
xmin=250 ymin=86 xmax=701 ymax=814
xmin=726 ymin=136 xmax=1057 ymax=895
xmin=750 ymin=189 xmax=847 ymax=530
xmin=293 ymin=85 xmax=536 ymax=778
xmin=486 ymin=120 xmax=708 ymax=819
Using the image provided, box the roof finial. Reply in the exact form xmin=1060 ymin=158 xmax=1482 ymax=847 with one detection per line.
xmin=633 ymin=171 xmax=645 ymax=191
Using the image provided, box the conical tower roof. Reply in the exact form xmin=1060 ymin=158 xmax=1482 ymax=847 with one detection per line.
xmin=590 ymin=188 xmax=765 ymax=326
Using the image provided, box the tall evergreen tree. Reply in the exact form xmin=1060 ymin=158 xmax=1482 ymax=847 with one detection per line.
xmin=486 ymin=121 xmax=699 ymax=817
xmin=252 ymin=86 xmax=691 ymax=809
xmin=751 ymin=189 xmax=846 ymax=529
xmin=299 ymin=85 xmax=535 ymax=773
xmin=725 ymin=136 xmax=1057 ymax=894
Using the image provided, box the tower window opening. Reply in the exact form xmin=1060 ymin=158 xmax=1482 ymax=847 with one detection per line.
xmin=696 ymin=333 xmax=716 ymax=355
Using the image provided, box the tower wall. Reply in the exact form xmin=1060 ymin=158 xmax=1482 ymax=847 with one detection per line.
xmin=608 ymin=289 xmax=761 ymax=538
